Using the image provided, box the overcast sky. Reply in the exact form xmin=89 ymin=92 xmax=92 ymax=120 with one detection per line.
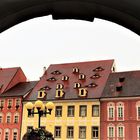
xmin=0 ymin=16 xmax=140 ymax=81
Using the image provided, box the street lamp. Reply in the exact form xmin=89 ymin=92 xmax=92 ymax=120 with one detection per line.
xmin=25 ymin=100 xmax=54 ymax=128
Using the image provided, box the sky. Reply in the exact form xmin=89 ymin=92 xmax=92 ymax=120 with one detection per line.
xmin=0 ymin=16 xmax=140 ymax=81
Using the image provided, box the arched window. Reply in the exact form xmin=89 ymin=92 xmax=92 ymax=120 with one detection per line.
xmin=14 ymin=112 xmax=19 ymax=124
xmin=0 ymin=113 xmax=3 ymax=123
xmin=107 ymin=102 xmax=115 ymax=121
xmin=6 ymin=112 xmax=11 ymax=123
xmin=117 ymin=102 xmax=124 ymax=120
xmin=108 ymin=123 xmax=115 ymax=138
xmin=117 ymin=123 xmax=125 ymax=138
xmin=12 ymin=129 xmax=18 ymax=140
xmin=136 ymin=101 xmax=140 ymax=120
xmin=4 ymin=129 xmax=10 ymax=140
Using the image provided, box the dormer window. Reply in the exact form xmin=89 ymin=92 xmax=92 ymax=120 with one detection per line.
xmin=79 ymin=88 xmax=88 ymax=97
xmin=47 ymin=77 xmax=57 ymax=81
xmin=74 ymin=83 xmax=81 ymax=88
xmin=93 ymin=66 xmax=104 ymax=72
xmin=51 ymin=70 xmax=62 ymax=75
xmin=86 ymin=83 xmax=98 ymax=88
xmin=56 ymin=84 xmax=63 ymax=89
xmin=79 ymin=74 xmax=86 ymax=80
xmin=44 ymin=86 xmax=51 ymax=90
xmin=73 ymin=67 xmax=79 ymax=73
xmin=55 ymin=90 xmax=64 ymax=98
xmin=62 ymin=75 xmax=69 ymax=81
xmin=38 ymin=89 xmax=46 ymax=98
xmin=90 ymin=73 xmax=101 ymax=79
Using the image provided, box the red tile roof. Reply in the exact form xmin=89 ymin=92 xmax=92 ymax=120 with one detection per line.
xmin=0 ymin=67 xmax=26 ymax=93
xmin=27 ymin=59 xmax=114 ymax=101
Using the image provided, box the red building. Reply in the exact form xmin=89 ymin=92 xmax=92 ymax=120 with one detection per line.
xmin=0 ymin=67 xmax=37 ymax=140
xmin=101 ymin=71 xmax=140 ymax=140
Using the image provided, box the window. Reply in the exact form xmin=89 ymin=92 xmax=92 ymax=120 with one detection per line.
xmin=16 ymin=99 xmax=20 ymax=106
xmin=55 ymin=126 xmax=61 ymax=138
xmin=13 ymin=132 xmax=17 ymax=140
xmin=138 ymin=107 xmax=140 ymax=119
xmin=93 ymin=66 xmax=104 ymax=72
xmin=73 ymin=67 xmax=79 ymax=73
xmin=79 ymin=105 xmax=87 ymax=117
xmin=4 ymin=129 xmax=10 ymax=140
xmin=67 ymin=126 xmax=74 ymax=138
xmin=109 ymin=107 xmax=114 ymax=118
xmin=51 ymin=70 xmax=61 ymax=75
xmin=108 ymin=126 xmax=114 ymax=138
xmin=107 ymin=103 xmax=115 ymax=120
xmin=62 ymin=75 xmax=69 ymax=81
xmin=27 ymin=126 xmax=33 ymax=133
xmin=117 ymin=102 xmax=124 ymax=120
xmin=138 ymin=126 xmax=140 ymax=138
xmin=6 ymin=113 xmax=11 ymax=123
xmin=92 ymin=105 xmax=99 ymax=117
xmin=79 ymin=88 xmax=88 ymax=97
xmin=118 ymin=126 xmax=124 ymax=138
xmin=12 ymin=129 xmax=18 ymax=140
xmin=55 ymin=106 xmax=62 ymax=117
xmin=79 ymin=126 xmax=86 ymax=139
xmin=55 ymin=90 xmax=64 ymax=98
xmin=90 ymin=73 xmax=101 ymax=79
xmin=7 ymin=99 xmax=12 ymax=108
xmin=79 ymin=74 xmax=86 ymax=80
xmin=0 ymin=99 xmax=4 ymax=108
xmin=68 ymin=106 xmax=75 ymax=117
xmin=56 ymin=84 xmax=63 ymax=89
xmin=14 ymin=115 xmax=18 ymax=123
xmin=5 ymin=132 xmax=9 ymax=140
xmin=92 ymin=127 xmax=99 ymax=139
xmin=0 ymin=113 xmax=3 ymax=123
xmin=74 ymin=83 xmax=81 ymax=88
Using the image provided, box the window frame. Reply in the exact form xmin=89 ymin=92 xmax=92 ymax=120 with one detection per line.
xmin=55 ymin=106 xmax=62 ymax=117
xmin=79 ymin=105 xmax=87 ymax=117
xmin=91 ymin=126 xmax=99 ymax=139
xmin=79 ymin=126 xmax=86 ymax=139
xmin=67 ymin=106 xmax=75 ymax=117
xmin=92 ymin=105 xmax=99 ymax=117
xmin=55 ymin=126 xmax=61 ymax=138
xmin=67 ymin=126 xmax=74 ymax=138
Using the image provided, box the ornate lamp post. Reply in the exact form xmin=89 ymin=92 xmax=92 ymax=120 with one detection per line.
xmin=25 ymin=100 xmax=54 ymax=128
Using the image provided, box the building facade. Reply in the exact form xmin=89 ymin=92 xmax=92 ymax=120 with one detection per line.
xmin=21 ymin=59 xmax=115 ymax=140
xmin=101 ymin=71 xmax=140 ymax=140
xmin=0 ymin=67 xmax=37 ymax=140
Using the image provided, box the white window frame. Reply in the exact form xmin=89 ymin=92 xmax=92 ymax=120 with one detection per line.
xmin=117 ymin=125 xmax=124 ymax=138
xmin=4 ymin=129 xmax=10 ymax=140
xmin=14 ymin=112 xmax=19 ymax=123
xmin=136 ymin=101 xmax=140 ymax=120
xmin=7 ymin=99 xmax=13 ymax=108
xmin=6 ymin=112 xmax=11 ymax=123
xmin=12 ymin=129 xmax=18 ymax=140
xmin=15 ymin=98 xmax=20 ymax=106
xmin=107 ymin=102 xmax=115 ymax=121
xmin=108 ymin=125 xmax=115 ymax=138
xmin=0 ymin=113 xmax=3 ymax=123
xmin=117 ymin=102 xmax=124 ymax=121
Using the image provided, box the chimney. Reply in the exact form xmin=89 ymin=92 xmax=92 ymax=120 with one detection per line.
xmin=43 ymin=66 xmax=47 ymax=75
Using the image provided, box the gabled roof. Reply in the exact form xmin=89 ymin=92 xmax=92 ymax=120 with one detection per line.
xmin=102 ymin=71 xmax=140 ymax=98
xmin=0 ymin=81 xmax=38 ymax=97
xmin=27 ymin=59 xmax=114 ymax=101
xmin=0 ymin=67 xmax=27 ymax=94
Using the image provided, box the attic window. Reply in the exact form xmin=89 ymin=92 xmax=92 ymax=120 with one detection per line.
xmin=86 ymin=83 xmax=97 ymax=88
xmin=116 ymin=83 xmax=123 ymax=92
xmin=55 ymin=90 xmax=64 ymax=98
xmin=79 ymin=74 xmax=86 ymax=80
xmin=62 ymin=75 xmax=69 ymax=81
xmin=90 ymin=73 xmax=101 ymax=79
xmin=56 ymin=84 xmax=63 ymax=89
xmin=47 ymin=77 xmax=57 ymax=81
xmin=44 ymin=86 xmax=51 ymax=90
xmin=51 ymin=70 xmax=62 ymax=75
xmin=79 ymin=88 xmax=88 ymax=97
xmin=119 ymin=77 xmax=125 ymax=83
xmin=38 ymin=90 xmax=46 ymax=98
xmin=93 ymin=66 xmax=104 ymax=72
xmin=73 ymin=67 xmax=79 ymax=73
xmin=74 ymin=83 xmax=81 ymax=88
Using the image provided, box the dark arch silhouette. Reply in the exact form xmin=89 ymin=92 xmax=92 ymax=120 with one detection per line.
xmin=0 ymin=0 xmax=140 ymax=35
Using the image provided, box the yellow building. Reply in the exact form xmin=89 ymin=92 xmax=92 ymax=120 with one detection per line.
xmin=21 ymin=59 xmax=115 ymax=140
